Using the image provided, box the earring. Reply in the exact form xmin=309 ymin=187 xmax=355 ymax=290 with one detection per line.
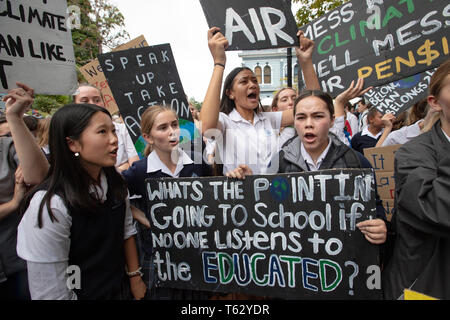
xmin=74 ymin=152 xmax=79 ymax=157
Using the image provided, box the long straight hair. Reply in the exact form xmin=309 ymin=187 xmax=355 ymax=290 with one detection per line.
xmin=22 ymin=104 xmax=127 ymax=228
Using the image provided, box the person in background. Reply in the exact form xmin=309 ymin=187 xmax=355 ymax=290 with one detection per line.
xmin=356 ymin=98 xmax=370 ymax=131
xmin=351 ymin=108 xmax=395 ymax=153
xmin=271 ymin=87 xmax=298 ymax=148
xmin=382 ymin=58 xmax=450 ymax=300
xmin=73 ymin=84 xmax=140 ymax=172
xmin=0 ymin=137 xmax=30 ymax=299
xmin=36 ymin=116 xmax=51 ymax=157
xmin=345 ymin=101 xmax=359 ymax=138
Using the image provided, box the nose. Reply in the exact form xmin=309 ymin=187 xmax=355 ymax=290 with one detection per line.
xmin=304 ymin=116 xmax=313 ymax=128
xmin=110 ymin=129 xmax=118 ymax=145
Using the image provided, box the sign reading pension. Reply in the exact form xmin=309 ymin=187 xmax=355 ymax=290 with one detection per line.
xmin=98 ymin=44 xmax=194 ymax=156
xmin=199 ymin=0 xmax=300 ymax=50
xmin=146 ymin=169 xmax=383 ymax=299
xmin=0 ymin=0 xmax=78 ymax=94
xmin=364 ymin=68 xmax=437 ymax=116
xmin=299 ymin=0 xmax=449 ymax=97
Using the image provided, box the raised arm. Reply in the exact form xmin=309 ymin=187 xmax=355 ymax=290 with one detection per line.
xmin=200 ymin=27 xmax=229 ymax=134
xmin=375 ymin=113 xmax=396 ymax=147
xmin=295 ymin=30 xmax=320 ymax=91
xmin=334 ymin=78 xmax=373 ymax=118
xmin=3 ymin=83 xmax=49 ymax=185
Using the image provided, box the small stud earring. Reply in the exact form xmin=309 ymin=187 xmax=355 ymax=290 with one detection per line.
xmin=74 ymin=152 xmax=79 ymax=157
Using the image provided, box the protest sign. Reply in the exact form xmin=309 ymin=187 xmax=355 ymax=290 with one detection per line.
xmin=365 ymin=68 xmax=437 ymax=116
xmin=299 ymin=0 xmax=449 ymax=97
xmin=79 ymin=35 xmax=148 ymax=115
xmin=199 ymin=0 xmax=300 ymax=50
xmin=0 ymin=0 xmax=77 ymax=94
xmin=146 ymin=169 xmax=383 ymax=299
xmin=98 ymin=44 xmax=197 ymax=158
xmin=364 ymin=144 xmax=401 ymax=221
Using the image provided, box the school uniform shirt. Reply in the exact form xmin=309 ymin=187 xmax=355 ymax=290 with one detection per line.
xmin=300 ymin=139 xmax=332 ymax=171
xmin=351 ymin=126 xmax=383 ymax=154
xmin=114 ymin=122 xmax=138 ymax=167
xmin=216 ymin=109 xmax=282 ymax=175
xmin=16 ymin=171 xmax=136 ymax=300
xmin=381 ymin=120 xmax=423 ymax=146
xmin=346 ymin=111 xmax=359 ymax=137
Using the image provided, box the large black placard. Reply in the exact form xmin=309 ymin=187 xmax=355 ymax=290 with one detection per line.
xmin=98 ymin=45 xmax=194 ymax=157
xmin=299 ymin=0 xmax=449 ymax=97
xmin=199 ymin=0 xmax=300 ymax=50
xmin=145 ymin=169 xmax=383 ymax=299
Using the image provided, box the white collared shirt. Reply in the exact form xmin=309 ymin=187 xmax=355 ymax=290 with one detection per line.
xmin=300 ymin=139 xmax=332 ymax=171
xmin=382 ymin=120 xmax=423 ymax=146
xmin=146 ymin=148 xmax=193 ymax=178
xmin=361 ymin=126 xmax=383 ymax=139
xmin=441 ymin=126 xmax=450 ymax=143
xmin=216 ymin=109 xmax=282 ymax=175
xmin=114 ymin=122 xmax=138 ymax=167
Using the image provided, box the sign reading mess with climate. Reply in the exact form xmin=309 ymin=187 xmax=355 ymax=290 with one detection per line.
xmin=299 ymin=0 xmax=449 ymax=97
xmin=146 ymin=169 xmax=383 ymax=299
xmin=199 ymin=0 xmax=300 ymax=50
xmin=0 ymin=0 xmax=77 ymax=94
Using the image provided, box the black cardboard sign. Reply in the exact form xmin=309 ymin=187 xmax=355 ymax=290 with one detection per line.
xmin=146 ymin=169 xmax=382 ymax=299
xmin=299 ymin=0 xmax=449 ymax=97
xmin=199 ymin=0 xmax=300 ymax=50
xmin=364 ymin=68 xmax=436 ymax=116
xmin=98 ymin=44 xmax=194 ymax=155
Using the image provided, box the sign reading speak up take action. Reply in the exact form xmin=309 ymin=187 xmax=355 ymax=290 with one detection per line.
xmin=299 ymin=0 xmax=449 ymax=97
xmin=98 ymin=44 xmax=194 ymax=155
xmin=146 ymin=169 xmax=383 ymax=300
xmin=199 ymin=0 xmax=300 ymax=50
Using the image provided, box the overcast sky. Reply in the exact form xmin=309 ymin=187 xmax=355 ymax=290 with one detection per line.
xmin=110 ymin=0 xmax=301 ymax=102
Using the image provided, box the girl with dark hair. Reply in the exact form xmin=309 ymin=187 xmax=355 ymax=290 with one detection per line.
xmin=382 ymin=58 xmax=450 ymax=300
xmin=200 ymin=27 xmax=319 ymax=175
xmin=267 ymin=88 xmax=387 ymax=245
xmin=5 ymin=99 xmax=147 ymax=299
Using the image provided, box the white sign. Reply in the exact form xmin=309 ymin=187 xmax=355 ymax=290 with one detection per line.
xmin=0 ymin=0 xmax=77 ymax=94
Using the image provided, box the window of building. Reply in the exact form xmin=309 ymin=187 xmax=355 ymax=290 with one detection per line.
xmin=264 ymin=64 xmax=271 ymax=84
xmin=254 ymin=65 xmax=262 ymax=84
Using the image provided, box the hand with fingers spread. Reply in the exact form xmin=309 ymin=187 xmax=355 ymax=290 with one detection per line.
xmin=208 ymin=27 xmax=229 ymax=66
xmin=225 ymin=164 xmax=253 ymax=179
xmin=3 ymin=82 xmax=34 ymax=119
xmin=356 ymin=218 xmax=387 ymax=244
xmin=335 ymin=78 xmax=373 ymax=106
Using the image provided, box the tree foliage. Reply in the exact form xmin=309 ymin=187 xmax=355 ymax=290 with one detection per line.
xmin=293 ymin=0 xmax=349 ymax=27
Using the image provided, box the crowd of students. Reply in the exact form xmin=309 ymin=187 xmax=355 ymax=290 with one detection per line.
xmin=0 ymin=25 xmax=449 ymax=300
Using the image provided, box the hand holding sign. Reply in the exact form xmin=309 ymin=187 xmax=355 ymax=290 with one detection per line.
xmin=207 ymin=27 xmax=229 ymax=66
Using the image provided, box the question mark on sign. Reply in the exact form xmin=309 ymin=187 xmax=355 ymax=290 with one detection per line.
xmin=345 ymin=261 xmax=359 ymax=296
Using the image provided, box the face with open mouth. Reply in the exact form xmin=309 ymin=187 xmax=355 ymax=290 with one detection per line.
xmin=144 ymin=110 xmax=180 ymax=155
xmin=228 ymin=69 xmax=260 ymax=111
xmin=294 ymin=96 xmax=334 ymax=158
xmin=67 ymin=111 xmax=118 ymax=179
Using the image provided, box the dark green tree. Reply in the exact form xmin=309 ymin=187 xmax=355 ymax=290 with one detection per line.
xmin=293 ymin=0 xmax=349 ymax=26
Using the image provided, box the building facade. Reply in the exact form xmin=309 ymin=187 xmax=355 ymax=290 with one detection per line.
xmin=238 ymin=48 xmax=302 ymax=106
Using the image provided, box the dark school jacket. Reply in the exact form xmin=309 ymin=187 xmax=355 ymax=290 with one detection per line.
xmin=273 ymin=133 xmax=386 ymax=220
xmin=382 ymin=121 xmax=450 ymax=300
